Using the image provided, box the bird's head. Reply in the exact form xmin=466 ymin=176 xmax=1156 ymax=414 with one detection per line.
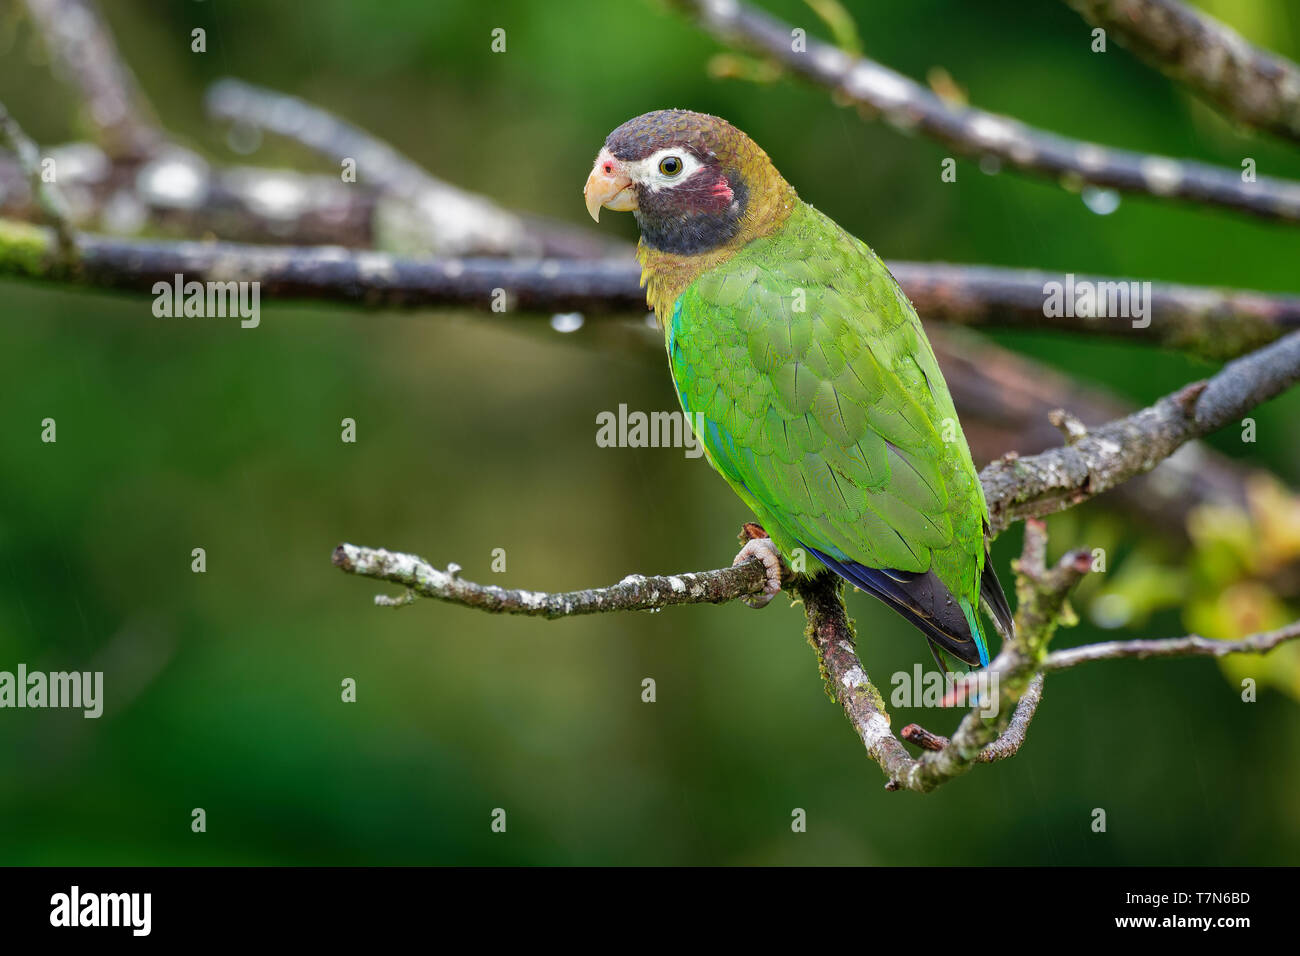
xmin=583 ymin=109 xmax=795 ymax=256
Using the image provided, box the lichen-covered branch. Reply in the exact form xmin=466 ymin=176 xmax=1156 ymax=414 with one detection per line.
xmin=1067 ymin=0 xmax=1300 ymax=144
xmin=882 ymin=523 xmax=1092 ymax=791
xmin=331 ymin=543 xmax=770 ymax=616
xmin=674 ymin=0 xmax=1300 ymax=223
xmin=901 ymin=674 xmax=1045 ymax=764
xmin=794 ymin=572 xmax=919 ymax=782
xmin=334 ymin=515 xmax=1299 ymax=793
xmin=930 ymin=328 xmax=1258 ymax=539
xmin=329 ymin=341 xmax=1300 ymax=791
xmin=2 ymin=219 xmax=1297 ymax=360
xmin=980 ymin=329 xmax=1300 ymax=535
xmin=974 ymin=674 xmax=1045 ymax=763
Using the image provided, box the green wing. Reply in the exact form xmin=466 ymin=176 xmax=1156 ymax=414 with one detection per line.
xmin=668 ymin=202 xmax=994 ymax=661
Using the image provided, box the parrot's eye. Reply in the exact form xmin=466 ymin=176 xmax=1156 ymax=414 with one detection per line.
xmin=658 ymin=156 xmax=683 ymax=176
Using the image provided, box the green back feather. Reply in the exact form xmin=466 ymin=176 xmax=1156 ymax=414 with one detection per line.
xmin=667 ymin=200 xmax=988 ymax=613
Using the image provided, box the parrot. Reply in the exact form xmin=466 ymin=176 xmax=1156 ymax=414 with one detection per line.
xmin=583 ymin=110 xmax=1013 ymax=668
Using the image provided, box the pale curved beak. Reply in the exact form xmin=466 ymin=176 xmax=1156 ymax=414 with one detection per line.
xmin=584 ymin=149 xmax=636 ymax=222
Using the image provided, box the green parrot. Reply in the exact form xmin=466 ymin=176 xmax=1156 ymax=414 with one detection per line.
xmin=583 ymin=110 xmax=1012 ymax=668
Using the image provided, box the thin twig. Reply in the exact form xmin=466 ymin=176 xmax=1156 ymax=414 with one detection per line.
xmin=974 ymin=674 xmax=1045 ymax=763
xmin=0 ymin=105 xmax=77 ymax=262
xmin=901 ymin=673 xmax=1046 ymax=763
xmin=1043 ymin=621 xmax=1300 ymax=670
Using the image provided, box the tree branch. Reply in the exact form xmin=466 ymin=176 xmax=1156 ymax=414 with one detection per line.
xmin=0 ymin=144 xmax=387 ymax=247
xmin=794 ymin=571 xmax=920 ymax=784
xmin=331 ymin=320 xmax=1300 ymax=790
xmin=930 ymin=328 xmax=1259 ymax=540
xmin=674 ymin=0 xmax=1300 ymax=223
xmin=333 ymin=514 xmax=1300 ymax=792
xmin=1067 ymin=0 xmax=1300 ymax=144
xmin=22 ymin=0 xmax=163 ymax=160
xmin=8 ymin=0 xmax=1297 ymax=794
xmin=981 ymin=328 xmax=1300 ymax=535
xmin=901 ymin=674 xmax=1045 ymax=764
xmin=1 ymin=220 xmax=1297 ymax=359
xmin=330 ymin=543 xmax=771 ymax=615
xmin=1043 ymin=621 xmax=1300 ymax=670
xmin=204 ymin=78 xmax=620 ymax=260
xmin=889 ymin=262 xmax=1300 ymax=361
xmin=0 ymin=104 xmax=77 ymax=261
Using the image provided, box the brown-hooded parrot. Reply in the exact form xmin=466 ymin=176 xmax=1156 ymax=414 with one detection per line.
xmin=583 ymin=110 xmax=1013 ymax=668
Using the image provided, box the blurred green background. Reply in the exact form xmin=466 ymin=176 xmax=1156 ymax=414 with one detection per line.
xmin=1 ymin=0 xmax=1299 ymax=865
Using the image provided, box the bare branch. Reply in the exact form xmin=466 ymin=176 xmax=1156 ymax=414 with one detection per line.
xmin=890 ymin=262 xmax=1300 ymax=361
xmin=1067 ymin=0 xmax=1300 ymax=144
xmin=332 ymin=519 xmax=1298 ymax=793
xmin=980 ymin=329 xmax=1300 ymax=535
xmin=0 ymin=104 xmax=77 ymax=261
xmin=22 ymin=0 xmax=163 ymax=160
xmin=1043 ymin=621 xmax=1300 ymax=670
xmin=974 ymin=674 xmax=1045 ymax=763
xmin=883 ymin=524 xmax=1092 ymax=792
xmin=0 ymin=144 xmax=385 ymax=246
xmin=802 ymin=552 xmax=1052 ymax=793
xmin=331 ymin=543 xmax=770 ymax=616
xmin=2 ymin=221 xmax=1298 ymax=360
xmin=0 ymin=222 xmax=649 ymax=311
xmin=674 ymin=0 xmax=1300 ymax=223
xmin=901 ymin=673 xmax=1045 ymax=763
xmin=204 ymin=78 xmax=619 ymax=260
xmin=333 ymin=487 xmax=1293 ymax=791
xmin=931 ymin=329 xmax=1259 ymax=540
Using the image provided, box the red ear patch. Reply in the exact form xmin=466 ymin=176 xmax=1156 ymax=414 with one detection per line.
xmin=710 ymin=179 xmax=734 ymax=202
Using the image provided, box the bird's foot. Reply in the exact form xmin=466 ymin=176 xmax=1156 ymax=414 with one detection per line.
xmin=733 ymin=523 xmax=784 ymax=609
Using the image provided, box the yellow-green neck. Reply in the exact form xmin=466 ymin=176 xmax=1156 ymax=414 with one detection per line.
xmin=637 ymin=177 xmax=799 ymax=326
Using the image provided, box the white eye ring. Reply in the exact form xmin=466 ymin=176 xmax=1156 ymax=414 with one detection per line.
xmin=630 ymin=149 xmax=705 ymax=191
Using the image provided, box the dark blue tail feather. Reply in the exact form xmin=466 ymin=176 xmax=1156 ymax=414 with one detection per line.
xmin=803 ymin=545 xmax=986 ymax=667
